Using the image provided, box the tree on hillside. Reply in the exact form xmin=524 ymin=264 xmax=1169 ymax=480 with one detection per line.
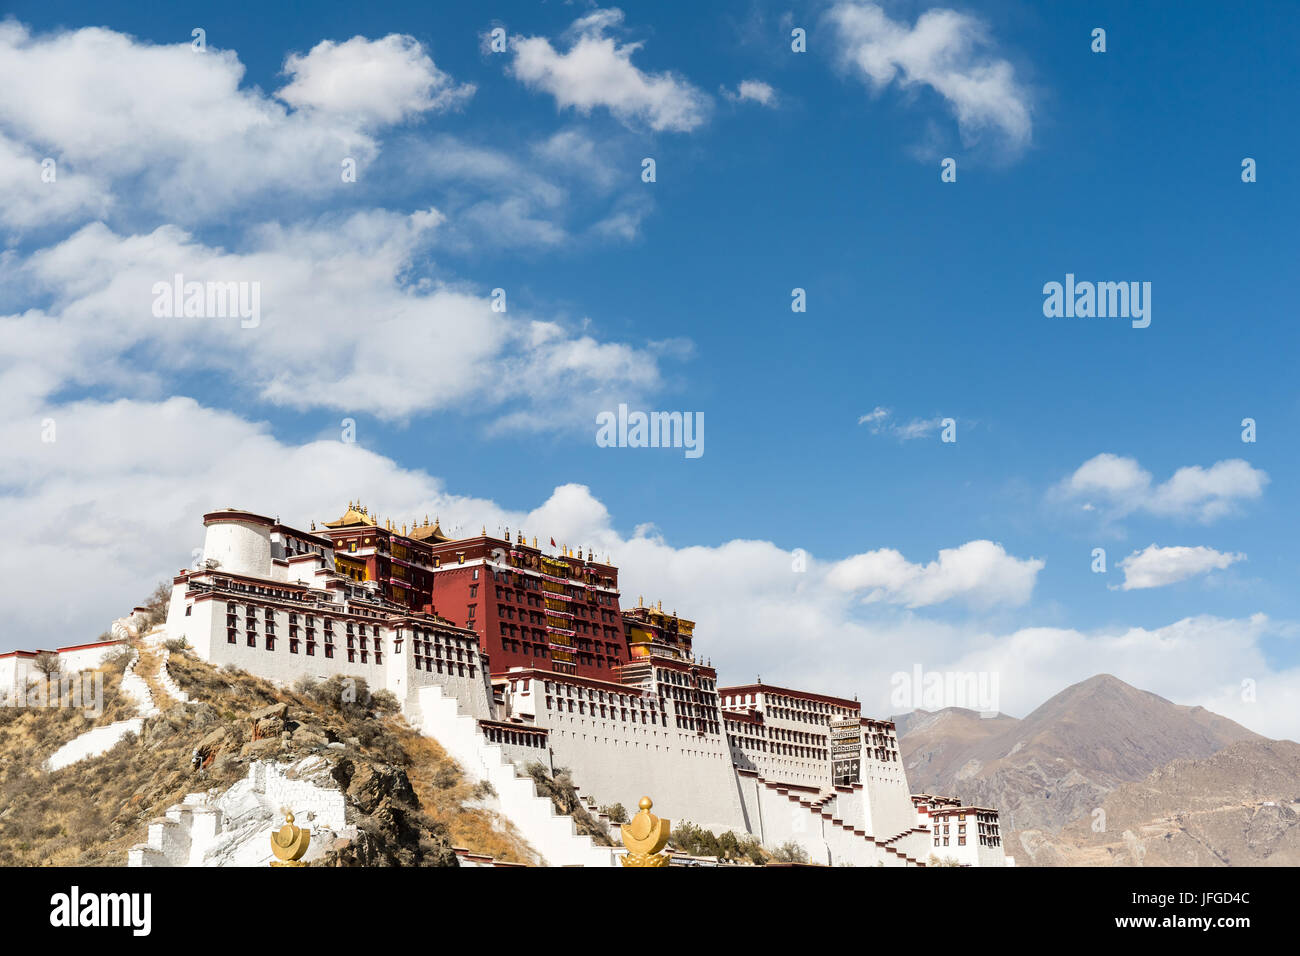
xmin=33 ymin=652 xmax=60 ymax=678
xmin=142 ymin=581 xmax=172 ymax=626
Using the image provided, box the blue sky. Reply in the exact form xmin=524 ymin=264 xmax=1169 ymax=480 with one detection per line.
xmin=2 ymin=1 xmax=1297 ymax=735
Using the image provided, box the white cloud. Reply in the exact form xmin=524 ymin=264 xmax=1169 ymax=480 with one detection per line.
xmin=508 ymin=8 xmax=711 ymax=132
xmin=826 ymin=540 xmax=1044 ymax=609
xmin=826 ymin=1 xmax=1031 ymax=154
xmin=0 ymin=211 xmax=664 ymax=426
xmin=722 ymin=79 xmax=778 ymax=107
xmin=278 ymin=34 xmax=474 ymax=124
xmin=1116 ymin=544 xmax=1246 ymax=591
xmin=0 ymin=21 xmax=653 ymax=245
xmin=0 ymin=132 xmax=108 ymax=229
xmin=857 ymin=405 xmax=946 ymax=440
xmin=0 ymin=23 xmax=379 ymax=220
xmin=1058 ymin=453 xmax=1268 ymax=522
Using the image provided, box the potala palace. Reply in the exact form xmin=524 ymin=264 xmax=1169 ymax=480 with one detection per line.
xmin=8 ymin=504 xmax=1012 ymax=867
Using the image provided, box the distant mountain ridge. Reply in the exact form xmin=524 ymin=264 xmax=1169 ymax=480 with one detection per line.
xmin=894 ymin=674 xmax=1264 ymax=836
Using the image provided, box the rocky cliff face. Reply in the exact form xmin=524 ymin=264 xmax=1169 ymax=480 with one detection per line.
xmin=1016 ymin=740 xmax=1300 ymax=866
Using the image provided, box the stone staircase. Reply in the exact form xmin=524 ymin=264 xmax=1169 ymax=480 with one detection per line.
xmin=758 ymin=777 xmax=924 ymax=867
xmin=411 ymin=686 xmax=618 ymax=867
xmin=120 ymin=647 xmax=159 ymax=717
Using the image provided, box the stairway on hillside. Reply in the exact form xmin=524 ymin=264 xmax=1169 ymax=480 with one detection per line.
xmin=412 ymin=686 xmax=618 ymax=867
xmin=48 ymin=632 xmax=192 ymax=772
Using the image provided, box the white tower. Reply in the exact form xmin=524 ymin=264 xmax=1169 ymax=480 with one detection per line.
xmin=202 ymin=509 xmax=274 ymax=578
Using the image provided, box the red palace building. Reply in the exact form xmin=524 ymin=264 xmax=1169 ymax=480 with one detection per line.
xmin=316 ymin=504 xmax=718 ymax=689
xmin=421 ymin=528 xmax=625 ymax=679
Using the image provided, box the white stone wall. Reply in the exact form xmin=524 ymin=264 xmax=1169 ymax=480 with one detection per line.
xmin=57 ymin=642 xmax=121 ymax=674
xmin=510 ymin=676 xmax=748 ymax=834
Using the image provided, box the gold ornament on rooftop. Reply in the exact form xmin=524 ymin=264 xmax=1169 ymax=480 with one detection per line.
xmin=270 ymin=809 xmax=311 ymax=866
xmin=620 ymin=796 xmax=671 ymax=867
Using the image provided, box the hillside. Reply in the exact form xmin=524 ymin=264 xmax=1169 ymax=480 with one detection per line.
xmin=895 ymin=674 xmax=1263 ymax=837
xmin=0 ymin=643 xmax=538 ymax=866
xmin=1017 ymin=739 xmax=1300 ymax=866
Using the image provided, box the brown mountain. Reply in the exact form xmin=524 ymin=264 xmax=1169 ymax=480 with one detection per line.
xmin=1019 ymin=739 xmax=1300 ymax=866
xmin=895 ymin=674 xmax=1263 ymax=837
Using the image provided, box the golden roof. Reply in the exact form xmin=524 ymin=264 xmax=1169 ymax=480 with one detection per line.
xmin=408 ymin=515 xmax=452 ymax=543
xmin=323 ymin=501 xmax=377 ymax=529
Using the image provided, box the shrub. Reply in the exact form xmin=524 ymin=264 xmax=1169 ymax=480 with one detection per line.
xmin=771 ymin=841 xmax=809 ymax=864
xmin=601 ymin=802 xmax=628 ymax=824
xmin=101 ymin=647 xmax=133 ymax=674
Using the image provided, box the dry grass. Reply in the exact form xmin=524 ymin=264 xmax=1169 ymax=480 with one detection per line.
xmin=0 ymin=664 xmax=245 ymax=866
xmin=0 ymin=647 xmax=539 ymax=866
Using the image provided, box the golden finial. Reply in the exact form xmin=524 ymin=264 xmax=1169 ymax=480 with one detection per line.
xmin=620 ymin=796 xmax=671 ymax=867
xmin=269 ymin=808 xmax=311 ymax=866
xmin=481 ymin=525 xmax=487 ymax=535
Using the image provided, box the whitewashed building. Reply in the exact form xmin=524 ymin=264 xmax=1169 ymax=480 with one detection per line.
xmin=913 ymin=793 xmax=1011 ymax=866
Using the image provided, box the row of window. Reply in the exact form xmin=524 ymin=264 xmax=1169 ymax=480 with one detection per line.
xmin=482 ymin=725 xmax=546 ymax=748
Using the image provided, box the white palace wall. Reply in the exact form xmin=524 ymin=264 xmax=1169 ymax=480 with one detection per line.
xmin=506 ymin=674 xmax=749 ymax=834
